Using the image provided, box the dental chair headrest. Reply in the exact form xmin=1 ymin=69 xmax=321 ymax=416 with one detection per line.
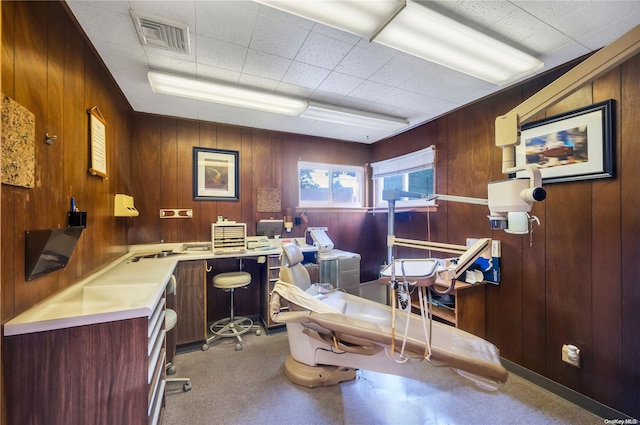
xmin=282 ymin=243 xmax=304 ymax=267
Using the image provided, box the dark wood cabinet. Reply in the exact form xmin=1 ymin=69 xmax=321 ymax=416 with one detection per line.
xmin=174 ymin=260 xmax=207 ymax=345
xmin=4 ymin=294 xmax=167 ymax=425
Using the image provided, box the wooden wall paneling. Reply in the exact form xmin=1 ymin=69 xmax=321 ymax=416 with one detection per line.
xmin=251 ymin=130 xmax=277 ymax=227
xmin=1 ymin=1 xmax=15 ymax=322
xmin=129 ymin=114 xmax=164 ymax=245
xmin=484 ymin=87 xmax=525 ymax=362
xmin=589 ymin=68 xmax=623 ymax=410
xmin=544 ymin=180 xmax=593 ymax=393
xmin=13 ymin=1 xmax=57 ymax=314
xmin=197 ymin=122 xmax=219 ymax=237
xmin=282 ymin=134 xmax=300 ymax=216
xmin=176 ymin=119 xmax=200 ymax=241
xmin=213 ymin=125 xmax=243 ymax=226
xmin=160 ymin=118 xmax=178 ymax=242
xmin=445 ymin=108 xmax=474 ymax=245
xmin=62 ymin=4 xmax=87 ymax=284
xmin=620 ymin=54 xmax=640 ymax=419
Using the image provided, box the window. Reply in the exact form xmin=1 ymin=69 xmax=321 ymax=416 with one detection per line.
xmin=298 ymin=161 xmax=363 ymax=208
xmin=371 ymin=146 xmax=436 ymax=208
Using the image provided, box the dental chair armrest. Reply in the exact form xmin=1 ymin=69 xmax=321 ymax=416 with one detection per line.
xmin=273 ymin=311 xmax=312 ymax=324
xmin=269 ymin=290 xmax=311 ymax=323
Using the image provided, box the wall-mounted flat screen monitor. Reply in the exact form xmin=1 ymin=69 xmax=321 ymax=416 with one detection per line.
xmin=256 ymin=219 xmax=283 ymax=238
xmin=25 ymin=226 xmax=84 ymax=282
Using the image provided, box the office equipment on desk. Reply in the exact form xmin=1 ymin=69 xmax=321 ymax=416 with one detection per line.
xmin=256 ymin=219 xmax=284 ymax=238
xmin=305 ymin=228 xmax=361 ymax=288
xmin=246 ymin=235 xmax=272 ymax=250
xmin=212 ymin=222 xmax=246 ymax=254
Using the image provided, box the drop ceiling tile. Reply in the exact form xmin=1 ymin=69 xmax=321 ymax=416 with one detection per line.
xmin=335 ymin=46 xmax=395 ymax=80
xmin=250 ymin=13 xmax=311 ymax=59
xmin=275 ymin=81 xmax=314 ymax=99
xmin=195 ymin=1 xmax=258 ymax=47
xmin=295 ymin=31 xmax=354 ymax=69
xmin=196 ymin=64 xmax=241 ymax=85
xmin=238 ymin=74 xmax=280 ymax=92
xmin=282 ymin=61 xmax=331 ymax=89
xmin=315 ymin=72 xmax=364 ymax=96
xmin=310 ymin=22 xmax=363 ymax=45
xmin=196 ymin=35 xmax=247 ymax=72
xmin=147 ymin=53 xmax=197 ymax=75
xmin=369 ymin=54 xmax=430 ymax=88
xmin=242 ymin=49 xmax=292 ymax=80
xmin=517 ymin=1 xmax=640 ymax=41
xmin=348 ymin=80 xmax=395 ymax=103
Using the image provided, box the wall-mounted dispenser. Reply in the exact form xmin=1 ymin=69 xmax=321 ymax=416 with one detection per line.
xmin=114 ymin=194 xmax=139 ymax=217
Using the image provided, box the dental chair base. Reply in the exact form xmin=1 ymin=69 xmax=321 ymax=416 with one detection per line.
xmin=283 ymin=354 xmax=356 ymax=388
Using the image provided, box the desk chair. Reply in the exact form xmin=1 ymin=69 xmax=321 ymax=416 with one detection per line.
xmin=205 ymin=262 xmax=261 ymax=351
xmin=165 ymin=276 xmax=192 ymax=392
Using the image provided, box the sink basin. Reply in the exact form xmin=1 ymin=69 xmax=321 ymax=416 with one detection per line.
xmin=130 ymin=250 xmax=184 ymax=262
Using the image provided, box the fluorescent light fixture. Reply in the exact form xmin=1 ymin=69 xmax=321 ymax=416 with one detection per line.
xmin=147 ymin=71 xmax=308 ymax=116
xmin=148 ymin=71 xmax=408 ymax=131
xmin=375 ymin=2 xmax=543 ymax=85
xmin=255 ymin=0 xmax=543 ymax=86
xmin=256 ymin=0 xmax=405 ymax=40
xmin=301 ymin=103 xmax=408 ymax=132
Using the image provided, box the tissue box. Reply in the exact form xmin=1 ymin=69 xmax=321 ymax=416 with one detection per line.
xmin=466 ymin=238 xmax=501 ymax=285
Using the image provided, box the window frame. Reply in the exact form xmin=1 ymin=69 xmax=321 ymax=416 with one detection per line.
xmin=371 ymin=146 xmax=436 ymax=209
xmin=298 ymin=161 xmax=364 ymax=208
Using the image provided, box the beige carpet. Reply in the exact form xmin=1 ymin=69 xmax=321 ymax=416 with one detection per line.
xmin=164 ymin=329 xmax=603 ymax=425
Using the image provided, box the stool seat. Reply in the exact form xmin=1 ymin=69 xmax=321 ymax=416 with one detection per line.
xmin=165 ymin=308 xmax=177 ymax=331
xmin=204 ymin=270 xmax=261 ymax=351
xmin=213 ymin=271 xmax=251 ymax=289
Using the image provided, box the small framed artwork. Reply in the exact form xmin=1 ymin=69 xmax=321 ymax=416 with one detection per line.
xmin=516 ymin=99 xmax=614 ymax=184
xmin=193 ymin=147 xmax=239 ymax=201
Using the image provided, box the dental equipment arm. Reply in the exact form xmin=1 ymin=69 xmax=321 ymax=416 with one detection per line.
xmin=496 ymin=24 xmax=640 ymax=173
xmin=385 ymin=236 xmax=491 ymax=294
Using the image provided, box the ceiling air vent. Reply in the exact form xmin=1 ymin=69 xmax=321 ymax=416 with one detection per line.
xmin=130 ymin=10 xmax=190 ymax=55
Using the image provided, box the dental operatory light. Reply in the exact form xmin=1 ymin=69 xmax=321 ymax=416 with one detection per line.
xmin=148 ymin=71 xmax=409 ymax=130
xmin=256 ymin=0 xmax=543 ymax=86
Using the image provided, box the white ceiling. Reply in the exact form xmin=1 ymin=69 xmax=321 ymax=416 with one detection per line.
xmin=65 ymin=1 xmax=640 ymax=144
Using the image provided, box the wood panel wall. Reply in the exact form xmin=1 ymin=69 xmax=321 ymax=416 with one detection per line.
xmin=372 ymin=56 xmax=640 ymax=418
xmin=2 ymin=0 xmax=639 ymax=421
xmin=0 ymin=1 xmax=132 ymax=320
xmin=129 ymin=114 xmax=376 ymax=278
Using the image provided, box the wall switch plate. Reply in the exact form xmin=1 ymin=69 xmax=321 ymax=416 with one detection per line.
xmin=562 ymin=344 xmax=581 ymax=368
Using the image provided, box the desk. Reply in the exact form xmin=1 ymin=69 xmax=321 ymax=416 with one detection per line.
xmin=3 ymin=240 xmax=317 ymax=424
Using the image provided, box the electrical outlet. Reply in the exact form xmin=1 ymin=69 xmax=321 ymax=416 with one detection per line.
xmin=562 ymin=344 xmax=581 ymax=368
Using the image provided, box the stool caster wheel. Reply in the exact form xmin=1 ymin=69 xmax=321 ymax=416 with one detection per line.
xmin=202 ymin=343 xmax=209 ymax=351
xmin=235 ymin=343 xmax=242 ymax=351
xmin=256 ymin=329 xmax=262 ymax=336
xmin=183 ymin=382 xmax=192 ymax=392
xmin=167 ymin=365 xmax=177 ymax=375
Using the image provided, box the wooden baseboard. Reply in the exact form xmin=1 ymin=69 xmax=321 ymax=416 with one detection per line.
xmin=501 ymin=358 xmax=632 ymax=421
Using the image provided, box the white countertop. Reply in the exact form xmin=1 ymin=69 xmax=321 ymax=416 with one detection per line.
xmin=4 ymin=240 xmax=316 ymax=336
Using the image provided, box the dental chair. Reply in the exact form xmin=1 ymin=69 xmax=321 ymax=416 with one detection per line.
xmin=272 ymin=243 xmax=508 ymax=390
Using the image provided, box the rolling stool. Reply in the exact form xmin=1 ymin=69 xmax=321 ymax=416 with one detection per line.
xmin=204 ymin=270 xmax=261 ymax=351
xmin=165 ymin=276 xmax=192 ymax=392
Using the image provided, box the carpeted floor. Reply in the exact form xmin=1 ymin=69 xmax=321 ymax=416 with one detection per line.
xmin=164 ymin=329 xmax=603 ymax=425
